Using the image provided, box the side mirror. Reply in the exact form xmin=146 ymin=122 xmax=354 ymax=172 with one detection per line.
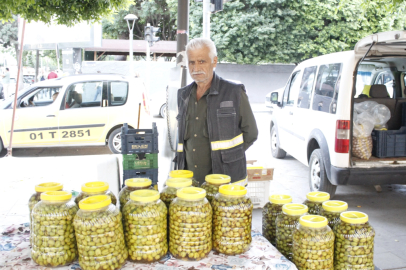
xmin=271 ymin=92 xmax=278 ymax=104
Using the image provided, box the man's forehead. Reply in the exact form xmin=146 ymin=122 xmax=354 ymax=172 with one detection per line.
xmin=187 ymin=47 xmax=211 ymax=59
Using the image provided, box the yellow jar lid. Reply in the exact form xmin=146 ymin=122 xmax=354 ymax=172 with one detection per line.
xmin=219 ymin=184 xmax=247 ymax=196
xmin=205 ymin=174 xmax=231 ymax=184
xmin=35 ymin=182 xmax=63 ymax=192
xmin=41 ymin=191 xmax=72 ymax=201
xmin=282 ymin=203 xmax=308 ymax=215
xmin=322 ymin=200 xmax=348 ymax=212
xmin=306 ymin=191 xmax=330 ymax=202
xmin=169 ymin=170 xmax=193 ymax=178
xmin=130 ymin=190 xmax=160 ymax=202
xmin=125 ymin=178 xmax=152 ymax=188
xmin=269 ymin=194 xmax=292 ymax=204
xmin=166 ymin=178 xmax=193 ymax=188
xmin=79 ymin=195 xmax=111 ymax=210
xmin=299 ymin=215 xmax=328 ymax=228
xmin=340 ymin=211 xmax=368 ymax=224
xmin=81 ymin=181 xmax=109 ymax=193
xmin=177 ymin=187 xmax=206 ymax=200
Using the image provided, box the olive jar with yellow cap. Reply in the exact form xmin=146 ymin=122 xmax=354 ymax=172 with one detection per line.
xmin=320 ymin=200 xmax=348 ymax=229
xmin=118 ymin=178 xmax=154 ymax=211
xmin=333 ymin=211 xmax=375 ymax=270
xmin=201 ymin=174 xmax=231 ymax=203
xmin=212 ymin=184 xmax=253 ymax=255
xmin=160 ymin=178 xmax=193 ymax=208
xmin=123 ymin=190 xmax=167 ymax=263
xmin=168 ymin=170 xmax=199 ymax=187
xmin=73 ymin=195 xmax=128 ymax=270
xmin=303 ymin=191 xmax=330 ymax=215
xmin=262 ymin=194 xmax=292 ymax=246
xmin=75 ymin=181 xmax=117 ymax=205
xmin=292 ymin=215 xmax=335 ymax=270
xmin=275 ymin=203 xmax=308 ymax=260
xmin=169 ymin=187 xmax=212 ymax=261
xmin=31 ymin=191 xmax=78 ymax=267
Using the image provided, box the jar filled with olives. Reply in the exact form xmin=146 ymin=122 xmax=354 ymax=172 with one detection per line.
xmin=169 ymin=187 xmax=212 ymax=261
xmin=74 ymin=195 xmax=128 ymax=270
xmin=168 ymin=170 xmax=199 ymax=187
xmin=320 ymin=200 xmax=348 ymax=229
xmin=292 ymin=215 xmax=335 ymax=269
xmin=212 ymin=184 xmax=253 ymax=255
xmin=118 ymin=178 xmax=153 ymax=211
xmin=160 ymin=178 xmax=193 ymax=208
xmin=334 ymin=211 xmax=375 ymax=270
xmin=303 ymin=191 xmax=330 ymax=215
xmin=123 ymin=190 xmax=167 ymax=263
xmin=200 ymin=174 xmax=231 ymax=203
xmin=31 ymin=191 xmax=78 ymax=267
xmin=275 ymin=203 xmax=308 ymax=260
xmin=75 ymin=181 xmax=117 ymax=205
xmin=262 ymin=194 xmax=292 ymax=246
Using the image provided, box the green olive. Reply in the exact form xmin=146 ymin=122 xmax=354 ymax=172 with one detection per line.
xmin=211 ymin=194 xmax=253 ymax=256
xmin=75 ymin=190 xmax=117 ymax=206
xmin=118 ymin=185 xmax=153 ymax=212
xmin=320 ymin=209 xmax=343 ymax=229
xmin=160 ymin=187 xmax=178 ymax=209
xmin=303 ymin=200 xmax=323 ymax=215
xmin=275 ymin=213 xmax=303 ymax=260
xmin=262 ymin=202 xmax=284 ymax=246
xmin=200 ymin=182 xmax=220 ymax=203
xmin=31 ymin=200 xmax=78 ymax=267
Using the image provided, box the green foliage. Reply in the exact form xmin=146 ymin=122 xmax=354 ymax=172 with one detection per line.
xmin=0 ymin=15 xmax=18 ymax=48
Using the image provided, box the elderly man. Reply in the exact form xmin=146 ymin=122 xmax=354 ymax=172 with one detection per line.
xmin=176 ymin=38 xmax=258 ymax=185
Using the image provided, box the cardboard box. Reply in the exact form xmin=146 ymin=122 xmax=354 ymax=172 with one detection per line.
xmin=247 ymin=160 xmax=274 ymax=181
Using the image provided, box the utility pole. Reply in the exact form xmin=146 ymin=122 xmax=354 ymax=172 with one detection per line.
xmin=202 ymin=0 xmax=211 ymax=38
xmin=177 ymin=0 xmax=190 ymax=88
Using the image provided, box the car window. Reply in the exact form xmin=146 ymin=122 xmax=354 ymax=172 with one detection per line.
xmin=297 ymin=66 xmax=317 ymax=109
xmin=109 ymin=81 xmax=128 ymax=107
xmin=374 ymin=71 xmax=394 ymax=98
xmin=20 ymin=87 xmax=61 ymax=108
xmin=64 ymin=81 xmax=103 ymax=109
xmin=283 ymin=71 xmax=301 ymax=107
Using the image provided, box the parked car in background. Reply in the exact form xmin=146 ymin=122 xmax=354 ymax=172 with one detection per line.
xmin=265 ymin=87 xmax=283 ymax=113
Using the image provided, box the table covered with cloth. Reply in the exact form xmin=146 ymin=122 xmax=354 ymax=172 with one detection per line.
xmin=0 ymin=223 xmax=297 ymax=270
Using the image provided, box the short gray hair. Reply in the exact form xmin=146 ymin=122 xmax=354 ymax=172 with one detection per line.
xmin=186 ymin=38 xmax=217 ymax=62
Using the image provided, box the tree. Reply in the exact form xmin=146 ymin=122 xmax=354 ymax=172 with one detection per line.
xmin=0 ymin=15 xmax=21 ymax=66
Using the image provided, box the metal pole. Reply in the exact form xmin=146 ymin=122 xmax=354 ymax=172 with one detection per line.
xmin=176 ymin=0 xmax=190 ymax=87
xmin=35 ymin=50 xmax=39 ymax=83
xmin=56 ymin=44 xmax=60 ymax=71
xmin=129 ymin=19 xmax=135 ymax=77
xmin=202 ymin=0 xmax=211 ymax=38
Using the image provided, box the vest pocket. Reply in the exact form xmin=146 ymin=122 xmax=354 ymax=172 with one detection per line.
xmin=221 ymin=145 xmax=246 ymax=180
xmin=184 ymin=120 xmax=190 ymax=140
xmin=217 ymin=107 xmax=236 ymax=140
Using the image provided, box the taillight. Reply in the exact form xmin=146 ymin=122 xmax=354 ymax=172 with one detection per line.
xmin=335 ymin=120 xmax=350 ymax=153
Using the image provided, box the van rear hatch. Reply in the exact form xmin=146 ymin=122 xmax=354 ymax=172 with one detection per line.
xmin=355 ymin=30 xmax=406 ymax=57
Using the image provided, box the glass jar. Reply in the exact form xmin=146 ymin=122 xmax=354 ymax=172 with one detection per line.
xmin=303 ymin=191 xmax=330 ymax=215
xmin=262 ymin=194 xmax=292 ymax=246
xmin=334 ymin=212 xmax=375 ymax=270
xmin=123 ymin=190 xmax=167 ymax=263
xmin=292 ymin=215 xmax=335 ymax=269
xmin=169 ymin=187 xmax=212 ymax=261
xmin=200 ymin=174 xmax=231 ymax=203
xmin=118 ymin=178 xmax=153 ymax=211
xmin=320 ymin=200 xmax=348 ymax=229
xmin=212 ymin=185 xmax=253 ymax=255
xmin=275 ymin=203 xmax=308 ymax=260
xmin=31 ymin=191 xmax=78 ymax=267
xmin=74 ymin=181 xmax=117 ymax=205
xmin=74 ymin=195 xmax=128 ymax=270
xmin=168 ymin=170 xmax=199 ymax=187
xmin=160 ymin=178 xmax=193 ymax=208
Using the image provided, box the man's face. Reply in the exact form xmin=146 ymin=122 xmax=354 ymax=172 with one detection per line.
xmin=187 ymin=46 xmax=218 ymax=84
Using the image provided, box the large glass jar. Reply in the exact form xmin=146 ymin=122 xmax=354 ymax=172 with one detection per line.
xmin=275 ymin=203 xmax=308 ymax=260
xmin=160 ymin=178 xmax=193 ymax=208
xmin=118 ymin=178 xmax=153 ymax=211
xmin=212 ymin=185 xmax=253 ymax=255
xmin=123 ymin=190 xmax=167 ymax=263
xmin=169 ymin=187 xmax=212 ymax=261
xmin=168 ymin=170 xmax=199 ymax=187
xmin=303 ymin=191 xmax=330 ymax=215
xmin=75 ymin=181 xmax=117 ymax=205
xmin=31 ymin=191 xmax=78 ymax=267
xmin=320 ymin=200 xmax=348 ymax=229
xmin=292 ymin=215 xmax=335 ymax=270
xmin=262 ymin=194 xmax=292 ymax=246
xmin=334 ymin=212 xmax=375 ymax=270
xmin=200 ymin=174 xmax=231 ymax=203
xmin=74 ymin=195 xmax=128 ymax=270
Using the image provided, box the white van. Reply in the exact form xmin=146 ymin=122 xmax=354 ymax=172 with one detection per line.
xmin=270 ymin=30 xmax=406 ymax=197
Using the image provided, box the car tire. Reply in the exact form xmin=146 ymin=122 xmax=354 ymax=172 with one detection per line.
xmin=309 ymin=149 xmax=337 ymax=197
xmin=108 ymin=128 xmax=122 ymax=154
xmin=160 ymin=104 xmax=167 ymax=118
xmin=271 ymin=126 xmax=286 ymax=159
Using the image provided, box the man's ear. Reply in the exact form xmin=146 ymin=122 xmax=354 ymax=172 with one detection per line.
xmin=213 ymin=56 xmax=218 ymax=67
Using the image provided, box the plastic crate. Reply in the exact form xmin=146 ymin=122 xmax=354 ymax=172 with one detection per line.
xmin=121 ymin=123 xmax=158 ymax=154
xmin=123 ymin=168 xmax=158 ymax=186
xmin=402 ymin=103 xmax=406 ymax=127
xmin=246 ymin=180 xmax=270 ymax=209
xmin=122 ymin=153 xmax=158 ymax=170
xmin=372 ymin=127 xmax=406 ymax=157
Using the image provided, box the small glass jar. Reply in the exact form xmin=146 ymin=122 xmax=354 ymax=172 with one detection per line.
xmin=168 ymin=170 xmax=199 ymax=187
xmin=31 ymin=191 xmax=78 ymax=267
xmin=160 ymin=178 xmax=193 ymax=208
xmin=334 ymin=212 xmax=375 ymax=270
xmin=123 ymin=190 xmax=167 ymax=263
xmin=275 ymin=203 xmax=308 ymax=260
xmin=320 ymin=200 xmax=348 ymax=229
xmin=74 ymin=181 xmax=117 ymax=205
xmin=262 ymin=194 xmax=292 ymax=246
xmin=169 ymin=187 xmax=212 ymax=261
xmin=292 ymin=215 xmax=335 ymax=269
xmin=303 ymin=191 xmax=330 ymax=215
xmin=200 ymin=174 xmax=231 ymax=203
xmin=74 ymin=195 xmax=128 ymax=270
xmin=118 ymin=178 xmax=153 ymax=211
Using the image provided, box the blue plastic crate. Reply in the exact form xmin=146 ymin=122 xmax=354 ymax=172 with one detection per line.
xmin=372 ymin=127 xmax=406 ymax=157
xmin=121 ymin=123 xmax=159 ymax=154
xmin=122 ymin=169 xmax=158 ymax=187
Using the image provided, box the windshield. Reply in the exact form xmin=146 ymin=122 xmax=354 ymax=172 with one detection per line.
xmin=0 ymin=86 xmax=35 ymax=109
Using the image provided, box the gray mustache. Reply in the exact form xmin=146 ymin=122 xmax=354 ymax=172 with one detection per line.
xmin=192 ymin=72 xmax=205 ymax=75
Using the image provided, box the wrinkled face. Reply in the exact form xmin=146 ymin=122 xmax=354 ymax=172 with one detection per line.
xmin=187 ymin=46 xmax=218 ymax=83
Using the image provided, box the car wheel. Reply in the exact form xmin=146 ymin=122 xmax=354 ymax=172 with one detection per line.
xmin=309 ymin=149 xmax=337 ymax=197
xmin=271 ymin=126 xmax=286 ymax=159
xmin=108 ymin=128 xmax=122 ymax=154
xmin=160 ymin=104 xmax=167 ymax=118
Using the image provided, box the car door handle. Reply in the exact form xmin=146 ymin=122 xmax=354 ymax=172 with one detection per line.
xmin=46 ymin=115 xmax=56 ymax=117
xmin=289 ymin=111 xmax=293 ymax=115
